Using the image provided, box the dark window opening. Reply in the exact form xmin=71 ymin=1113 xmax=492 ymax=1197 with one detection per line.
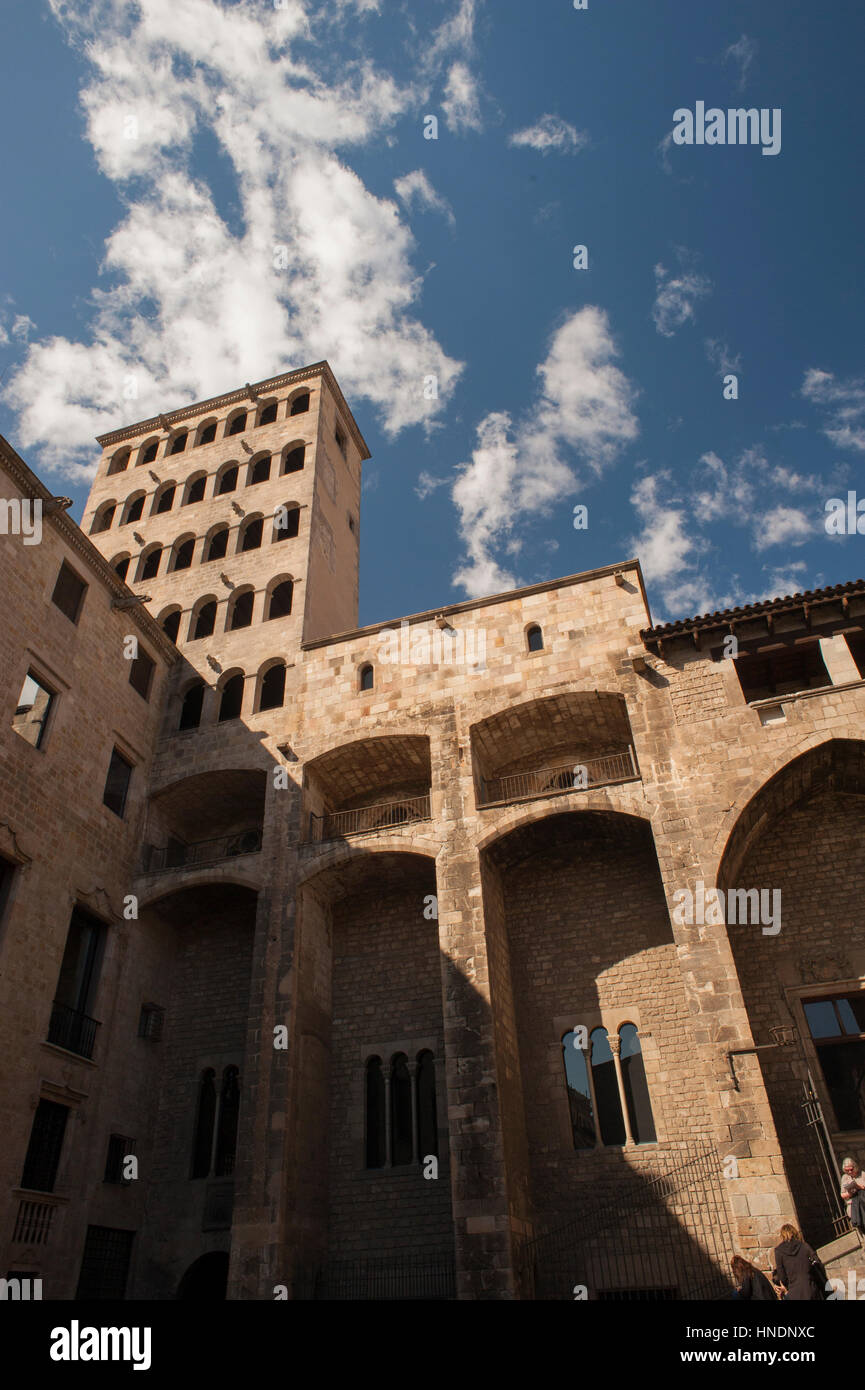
xmin=184 ymin=476 xmax=207 ymax=505
xmin=335 ymin=423 xmax=347 ymax=456
xmin=274 ymin=506 xmax=299 ymax=540
xmin=390 ymin=1054 xmax=413 ymax=1166
xmin=365 ymin=1058 xmax=386 ymax=1168
xmin=75 ymin=1227 xmax=134 ymax=1301
xmin=91 ymin=505 xmax=115 ymax=534
xmin=216 ymin=467 xmax=238 ymax=495
xmin=259 ymin=663 xmax=285 ymax=710
xmin=114 ymin=557 xmax=130 ymax=581
xmin=214 ymin=1067 xmax=240 ymax=1177
xmin=49 ymin=907 xmax=105 ymax=1056
xmin=191 ymin=1070 xmax=216 ymax=1178
xmin=173 ymin=538 xmax=195 ymax=571
xmin=229 ymin=591 xmax=254 ymax=630
xmin=12 ymin=671 xmax=55 ymax=749
xmin=620 ymin=1023 xmax=656 ymax=1144
xmin=161 ymin=610 xmax=181 ymax=643
xmin=103 ymin=747 xmax=133 ymax=817
xmin=206 ymin=528 xmax=229 ymax=562
xmin=267 ymin=580 xmax=293 ymax=620
xmin=250 ymin=456 xmax=271 ymax=485
xmin=129 ymin=648 xmax=156 ymax=701
xmin=591 ymin=1028 xmax=626 ymax=1147
xmin=218 ymin=674 xmax=244 ymax=721
xmin=845 ymin=630 xmax=865 ymax=679
xmin=527 ymin=624 xmax=543 ymax=652
xmin=169 ymin=431 xmax=188 ymax=455
xmin=51 ymin=563 xmax=87 ymax=624
xmin=282 ymin=446 xmax=304 ymax=474
xmin=289 ymin=393 xmax=309 ymax=416
xmin=138 ymin=1003 xmax=165 ymax=1040
xmin=804 ymin=993 xmax=865 ymax=1131
xmin=192 ymin=602 xmax=217 ymax=641
xmin=179 ymin=682 xmax=205 ymax=730
xmin=563 ymin=1032 xmax=596 ymax=1150
xmin=104 ymin=1134 xmax=135 ymax=1185
xmin=258 ymin=402 xmax=277 ymax=426
xmin=124 ymin=495 xmax=145 ymax=524
xmin=227 ymin=412 xmax=247 ymax=436
xmin=359 ymin=664 xmax=374 ymax=691
xmin=155 ymin=486 xmax=175 ymax=514
xmin=198 ymin=422 xmax=217 ymax=446
xmin=416 ymin=1051 xmax=438 ymax=1160
xmin=730 ymin=640 xmax=830 ymax=702
xmin=240 ymin=518 xmax=263 ymax=552
xmin=108 ymin=450 xmax=130 ymax=476
xmin=139 ymin=548 xmax=161 ymax=581
xmin=141 ymin=442 xmax=159 ymax=465
xmin=21 ymin=1100 xmax=69 ymax=1193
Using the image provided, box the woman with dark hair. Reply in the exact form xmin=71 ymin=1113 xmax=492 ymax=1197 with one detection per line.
xmin=730 ymin=1255 xmax=777 ymax=1300
xmin=772 ymin=1224 xmax=826 ymax=1301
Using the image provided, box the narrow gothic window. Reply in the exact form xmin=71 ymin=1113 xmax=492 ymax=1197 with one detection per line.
xmin=214 ymin=1066 xmax=240 ymax=1176
xmin=359 ymin=665 xmax=374 ymax=692
xmin=390 ymin=1054 xmax=413 ymax=1165
xmin=562 ymin=1030 xmax=596 ymax=1150
xmin=416 ymin=1051 xmax=438 ymax=1160
xmin=191 ymin=1069 xmax=216 ymax=1178
xmin=619 ymin=1024 xmax=657 ymax=1144
xmin=365 ymin=1057 xmax=386 ymax=1168
xmin=527 ymin=624 xmax=543 ymax=652
xmin=590 ymin=1027 xmax=626 ymax=1146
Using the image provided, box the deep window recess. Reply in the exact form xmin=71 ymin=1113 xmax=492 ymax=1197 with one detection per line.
xmin=173 ymin=538 xmax=195 ymax=571
xmin=139 ymin=548 xmax=161 ymax=581
xmin=161 ymin=610 xmax=181 ymax=643
xmin=218 ymin=674 xmax=244 ymax=721
xmin=268 ymin=581 xmax=293 ymax=619
xmin=114 ymin=557 xmax=130 ymax=581
xmin=527 ymin=624 xmax=544 ymax=652
xmin=562 ymin=1030 xmax=596 ymax=1150
xmin=725 ymin=639 xmax=830 ymax=702
xmin=282 ymin=446 xmax=304 ymax=474
xmin=103 ymin=747 xmax=133 ymax=817
xmin=179 ymin=682 xmax=205 ymax=730
xmin=804 ymin=993 xmax=865 ymax=1132
xmin=169 ymin=431 xmax=188 ymax=455
xmin=21 ymin=1100 xmax=70 ymax=1193
xmin=48 ymin=907 xmax=105 ymax=1057
xmin=274 ymin=506 xmax=299 ymax=541
xmin=258 ymin=402 xmax=278 ymax=426
xmin=228 ymin=591 xmax=254 ymax=630
xmin=216 ymin=466 xmax=238 ymax=495
xmin=214 ymin=1067 xmax=240 ymax=1176
xmin=240 ymin=518 xmax=263 ymax=552
xmin=289 ymin=393 xmax=310 ymax=416
xmin=91 ymin=505 xmax=115 ymax=534
xmin=191 ymin=1070 xmax=217 ymax=1178
xmin=192 ymin=602 xmax=217 ymax=641
xmin=364 ymin=1051 xmax=438 ymax=1169
xmin=129 ymin=648 xmax=155 ymax=700
xmin=259 ymin=664 xmax=286 ymax=711
xmin=562 ymin=1024 xmax=656 ymax=1149
xmin=359 ymin=664 xmax=374 ymax=692
xmin=75 ymin=1227 xmax=135 ymax=1301
xmin=619 ymin=1023 xmax=656 ymax=1144
xmin=198 ymin=422 xmax=217 ymax=445
xmin=250 ymin=456 xmax=271 ymax=485
xmin=191 ymin=1066 xmax=240 ymax=1179
xmin=141 ymin=441 xmax=159 ymax=465
xmin=138 ymin=1003 xmax=165 ymax=1040
xmin=206 ymin=528 xmax=229 ymax=562
xmin=155 ymin=485 xmax=175 ymax=514
xmin=104 ymin=1135 xmax=136 ymax=1185
xmin=184 ymin=475 xmax=207 ymax=505
xmin=335 ymin=423 xmax=347 ymax=456
xmin=227 ymin=412 xmax=247 ymax=436
xmin=51 ymin=563 xmax=87 ymax=624
xmin=845 ymin=630 xmax=865 ymax=679
xmin=12 ymin=672 xmax=55 ymax=749
xmin=124 ymin=495 xmax=145 ymax=524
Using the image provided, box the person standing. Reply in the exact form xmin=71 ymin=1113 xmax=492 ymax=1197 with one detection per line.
xmin=840 ymin=1156 xmax=865 ymax=1232
xmin=772 ymin=1224 xmax=826 ymax=1301
xmin=730 ymin=1255 xmax=778 ymax=1300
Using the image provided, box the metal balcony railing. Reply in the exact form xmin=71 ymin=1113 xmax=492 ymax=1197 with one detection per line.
xmin=47 ymin=1001 xmax=101 ymax=1060
xmin=140 ymin=827 xmax=262 ymax=874
xmin=12 ymin=1195 xmax=59 ymax=1246
xmin=478 ymin=748 xmax=639 ymax=808
xmin=308 ymin=794 xmax=431 ymax=843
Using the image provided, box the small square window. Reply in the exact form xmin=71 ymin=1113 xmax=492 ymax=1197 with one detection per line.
xmin=129 ymin=648 xmax=156 ymax=701
xmin=138 ymin=1003 xmax=165 ymax=1041
xmin=12 ymin=671 xmax=55 ymax=749
xmin=51 ymin=562 xmax=87 ymax=624
xmin=103 ymin=748 xmax=133 ymax=818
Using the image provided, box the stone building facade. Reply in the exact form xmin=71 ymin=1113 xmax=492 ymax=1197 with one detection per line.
xmin=1 ymin=360 xmax=864 ymax=1300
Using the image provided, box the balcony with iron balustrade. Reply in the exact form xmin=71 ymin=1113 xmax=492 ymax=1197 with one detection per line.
xmin=138 ymin=768 xmax=266 ymax=878
xmin=303 ymin=735 xmax=432 ymax=845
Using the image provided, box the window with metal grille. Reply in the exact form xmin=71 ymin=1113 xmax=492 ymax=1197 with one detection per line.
xmin=104 ymin=1134 xmax=136 ymax=1185
xmin=75 ymin=1226 xmax=135 ymax=1300
xmin=138 ymin=1003 xmax=165 ymax=1041
xmin=51 ymin=562 xmax=87 ymax=624
xmin=103 ymin=747 xmax=133 ymax=817
xmin=21 ymin=1100 xmax=69 ymax=1193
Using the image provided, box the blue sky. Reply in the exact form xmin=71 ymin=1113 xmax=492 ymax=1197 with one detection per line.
xmin=2 ymin=0 xmax=864 ymax=627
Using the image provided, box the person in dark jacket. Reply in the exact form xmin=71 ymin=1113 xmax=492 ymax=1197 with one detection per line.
xmin=772 ymin=1224 xmax=825 ymax=1301
xmin=730 ymin=1255 xmax=777 ymax=1300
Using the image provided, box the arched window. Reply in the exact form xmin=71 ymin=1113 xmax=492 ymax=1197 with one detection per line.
xmin=239 ymin=517 xmax=263 ymax=552
xmin=359 ymin=664 xmax=374 ymax=692
xmin=196 ymin=420 xmax=217 ymax=446
xmin=227 ymin=410 xmax=247 ymax=436
xmin=390 ymin=1054 xmax=413 ymax=1166
xmin=228 ymin=590 xmax=254 ymax=631
xmin=91 ymin=502 xmax=116 ymax=534
xmin=527 ymin=624 xmax=544 ymax=652
xmin=121 ymin=493 xmax=145 ymax=525
xmin=191 ymin=600 xmax=217 ymax=641
xmin=107 ymin=448 xmax=130 ymax=476
xmin=172 ymin=537 xmax=195 ymax=572
xmin=139 ymin=439 xmax=159 ymax=466
xmin=562 ymin=1030 xmax=596 ymax=1150
xmin=205 ymin=527 xmax=229 ymax=563
xmin=214 ymin=1066 xmax=240 ymax=1176
xmin=267 ymin=580 xmax=293 ymax=620
xmin=258 ymin=401 xmax=278 ymax=426
xmin=178 ymin=681 xmax=205 ymax=729
xmin=112 ymin=555 xmax=130 ymax=581
xmin=249 ymin=455 xmax=271 ymax=486
xmin=273 ymin=504 xmax=299 ymax=541
xmin=619 ymin=1024 xmax=656 ymax=1144
xmin=259 ymin=662 xmax=285 ymax=711
xmin=168 ymin=430 xmax=188 ymax=456
xmin=190 ymin=1069 xmax=216 ymax=1178
xmin=161 ymin=609 xmax=181 ymax=644
xmin=183 ymin=474 xmax=207 ymax=506
xmin=216 ymin=464 xmax=238 ymax=496
xmin=590 ymin=1027 xmax=625 ymax=1146
xmin=416 ymin=1051 xmax=438 ymax=1160
xmin=138 ymin=546 xmax=162 ymax=582
xmin=218 ymin=673 xmax=244 ymax=721
xmin=154 ymin=484 xmax=175 ymax=514
xmin=365 ymin=1057 xmax=386 ymax=1169
xmin=289 ymin=392 xmax=310 ymax=416
xmin=282 ymin=445 xmax=305 ymax=475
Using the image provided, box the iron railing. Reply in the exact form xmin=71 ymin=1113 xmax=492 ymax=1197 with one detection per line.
xmin=478 ymin=747 xmax=639 ymax=807
xmin=47 ymin=1001 xmax=100 ymax=1060
xmin=12 ymin=1195 xmax=58 ymax=1246
xmin=304 ymin=1250 xmax=455 ymax=1300
xmin=308 ymin=794 xmax=431 ymax=843
xmin=140 ymin=826 xmax=262 ymax=873
xmin=516 ymin=1144 xmax=736 ymax=1300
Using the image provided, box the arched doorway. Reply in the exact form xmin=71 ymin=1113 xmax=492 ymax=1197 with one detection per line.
xmin=176 ymin=1251 xmax=229 ymax=1300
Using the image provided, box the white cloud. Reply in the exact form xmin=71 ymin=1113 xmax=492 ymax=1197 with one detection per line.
xmin=394 ymin=170 xmax=455 ymax=226
xmin=723 ymin=34 xmax=757 ymax=91
xmin=801 ymin=367 xmax=865 ymax=451
xmin=415 ymin=470 xmax=450 ymax=500
xmin=441 ymin=61 xmax=482 ymax=132
xmin=4 ymin=0 xmax=465 ymax=478
xmin=11 ymin=315 xmax=36 ymax=342
xmin=508 ymin=115 xmax=588 ymax=155
xmin=755 ymin=505 xmax=813 ymax=549
xmin=704 ymin=338 xmax=741 ymax=376
xmin=760 ymin=562 xmax=808 ymax=599
xmin=452 ymin=306 xmax=639 ymax=597
xmin=652 ymin=258 xmax=712 ymax=337
xmin=629 ymin=474 xmax=695 ymax=584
